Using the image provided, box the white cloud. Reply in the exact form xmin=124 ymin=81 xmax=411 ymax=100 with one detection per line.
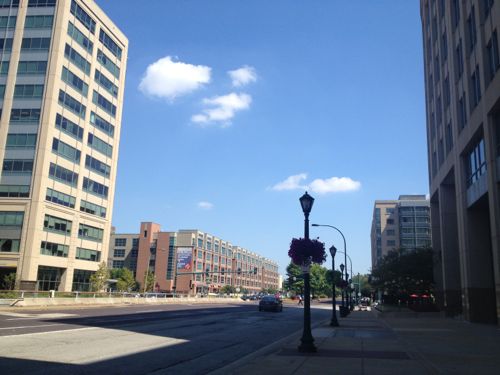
xmin=191 ymin=92 xmax=252 ymax=126
xmin=269 ymin=173 xmax=308 ymax=191
xmin=309 ymin=177 xmax=361 ymax=194
xmin=269 ymin=174 xmax=361 ymax=194
xmin=139 ymin=56 xmax=211 ymax=101
xmin=228 ymin=65 xmax=257 ymax=87
xmin=198 ymin=201 xmax=214 ymax=210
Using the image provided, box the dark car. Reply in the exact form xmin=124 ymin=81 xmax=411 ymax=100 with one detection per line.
xmin=259 ymin=295 xmax=283 ymax=312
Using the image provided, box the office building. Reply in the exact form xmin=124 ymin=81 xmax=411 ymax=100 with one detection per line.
xmin=421 ymin=0 xmax=500 ymax=323
xmin=109 ymin=222 xmax=280 ymax=295
xmin=0 ymin=0 xmax=128 ymax=292
xmin=371 ymin=195 xmax=431 ymax=269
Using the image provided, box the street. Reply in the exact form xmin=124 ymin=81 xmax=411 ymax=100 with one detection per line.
xmin=0 ymin=301 xmax=331 ymax=374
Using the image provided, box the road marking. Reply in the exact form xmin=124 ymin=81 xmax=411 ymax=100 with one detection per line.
xmin=0 ymin=312 xmax=78 ymax=319
xmin=0 ymin=327 xmax=95 ymax=339
xmin=136 ymin=309 xmax=163 ymax=313
xmin=0 ymin=323 xmax=62 ymax=330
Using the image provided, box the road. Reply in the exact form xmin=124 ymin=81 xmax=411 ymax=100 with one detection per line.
xmin=0 ymin=301 xmax=331 ymax=374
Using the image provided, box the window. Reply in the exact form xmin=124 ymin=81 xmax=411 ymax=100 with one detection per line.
xmin=85 ymin=155 xmax=110 ymax=177
xmin=82 ymin=177 xmax=108 ymax=198
xmin=52 ymin=138 xmax=81 ymax=163
xmin=64 ymin=44 xmax=91 ymax=75
xmin=113 ymin=249 xmax=125 ymax=257
xmin=58 ymin=89 xmax=86 ymax=119
xmin=6 ymin=134 xmax=37 ymax=149
xmin=70 ymin=0 xmax=95 ymax=33
xmin=55 ymin=113 xmax=84 ymax=140
xmin=28 ymin=0 xmax=56 ymax=6
xmin=466 ymin=139 xmax=487 ymax=187
xmin=0 ymin=38 xmax=13 ymax=51
xmin=97 ymin=50 xmax=120 ymax=78
xmin=49 ymin=162 xmax=78 ymax=186
xmin=486 ymin=30 xmax=499 ymax=83
xmin=94 ymin=70 xmax=118 ymax=98
xmin=24 ymin=15 xmax=53 ymax=28
xmin=112 ymin=260 xmax=124 ymax=269
xmin=0 ymin=0 xmax=19 ymax=7
xmin=88 ymin=133 xmax=112 ymax=157
xmin=452 ymin=0 xmax=460 ymax=29
xmin=387 ymin=240 xmax=396 ymax=246
xmin=444 ymin=76 xmax=450 ymax=107
xmin=92 ymin=91 xmax=116 ymax=117
xmin=441 ymin=30 xmax=448 ymax=62
xmin=44 ymin=214 xmax=71 ymax=234
xmin=80 ymin=200 xmax=106 ymax=218
xmin=0 ymin=61 xmax=9 ymax=75
xmin=17 ymin=61 xmax=47 ymax=75
xmin=386 ymin=219 xmax=394 ymax=225
xmin=76 ymin=248 xmax=100 ymax=262
xmin=0 ymin=185 xmax=29 ymax=198
xmin=386 ymin=229 xmax=395 ymax=236
xmin=445 ymin=122 xmax=453 ymax=154
xmin=467 ymin=7 xmax=477 ymax=52
xmin=455 ymin=39 xmax=464 ymax=80
xmin=67 ymin=22 xmax=93 ymax=53
xmin=90 ymin=112 xmax=114 ymax=137
xmin=10 ymin=108 xmax=40 ymax=123
xmin=483 ymin=0 xmax=495 ymax=19
xmin=46 ymin=188 xmax=76 ymax=208
xmin=21 ymin=37 xmax=50 ymax=51
xmin=130 ymin=249 xmax=138 ymax=257
xmin=438 ymin=138 xmax=445 ymax=165
xmin=115 ymin=238 xmax=126 ymax=246
xmin=434 ymin=55 xmax=440 ymax=82
xmin=0 ymin=16 xmax=16 ymax=29
xmin=2 ymin=159 xmax=33 ymax=175
xmin=0 ymin=211 xmax=23 ymax=226
xmin=78 ymin=223 xmax=103 ymax=242
xmin=470 ymin=66 xmax=481 ymax=109
xmin=99 ymin=29 xmax=122 ymax=59
xmin=61 ymin=67 xmax=88 ymax=96
xmin=40 ymin=241 xmax=68 ymax=257
xmin=458 ymin=94 xmax=467 ymax=130
xmin=0 ymin=239 xmax=20 ymax=253
xmin=14 ymin=84 xmax=44 ymax=98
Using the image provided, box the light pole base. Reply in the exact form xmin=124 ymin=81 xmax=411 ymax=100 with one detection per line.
xmin=298 ymin=341 xmax=317 ymax=353
xmin=330 ymin=319 xmax=339 ymax=327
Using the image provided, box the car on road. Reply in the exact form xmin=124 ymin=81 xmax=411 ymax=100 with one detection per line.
xmin=258 ymin=295 xmax=283 ymax=312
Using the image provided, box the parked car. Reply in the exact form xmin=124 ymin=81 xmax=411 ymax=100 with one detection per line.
xmin=259 ymin=295 xmax=283 ymax=312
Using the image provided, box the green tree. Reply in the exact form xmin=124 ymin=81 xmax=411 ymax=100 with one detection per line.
xmin=114 ymin=268 xmax=137 ymax=292
xmin=325 ymin=269 xmax=343 ymax=297
xmin=285 ymin=262 xmax=303 ymax=294
xmin=143 ymin=271 xmax=155 ymax=292
xmin=370 ymin=248 xmax=434 ymax=299
xmin=220 ymin=285 xmax=236 ymax=294
xmin=310 ymin=264 xmax=328 ymax=297
xmin=3 ymin=272 xmax=16 ymax=290
xmin=90 ymin=262 xmax=109 ymax=292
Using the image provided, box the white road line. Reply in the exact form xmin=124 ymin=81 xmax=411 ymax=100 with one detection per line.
xmin=135 ymin=310 xmax=163 ymax=313
xmin=0 ymin=327 xmax=95 ymax=339
xmin=0 ymin=323 xmax=62 ymax=330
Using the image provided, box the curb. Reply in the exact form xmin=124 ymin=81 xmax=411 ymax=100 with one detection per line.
xmin=208 ymin=318 xmax=330 ymax=375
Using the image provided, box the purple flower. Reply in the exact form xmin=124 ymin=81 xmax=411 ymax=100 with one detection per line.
xmin=288 ymin=238 xmax=326 ymax=265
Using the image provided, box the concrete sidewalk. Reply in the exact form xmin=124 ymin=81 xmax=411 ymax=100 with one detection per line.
xmin=228 ymin=308 xmax=500 ymax=375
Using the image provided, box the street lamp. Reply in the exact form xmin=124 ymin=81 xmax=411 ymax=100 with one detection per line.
xmin=340 ymin=263 xmax=345 ymax=308
xmin=312 ymin=224 xmax=349 ymax=315
xmin=298 ymin=192 xmax=316 ymax=353
xmin=329 ymin=245 xmax=339 ymax=327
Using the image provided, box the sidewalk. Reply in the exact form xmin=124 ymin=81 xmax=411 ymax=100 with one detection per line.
xmin=228 ymin=308 xmax=500 ymax=375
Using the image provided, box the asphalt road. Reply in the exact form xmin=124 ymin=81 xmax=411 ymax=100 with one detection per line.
xmin=0 ymin=301 xmax=331 ymax=374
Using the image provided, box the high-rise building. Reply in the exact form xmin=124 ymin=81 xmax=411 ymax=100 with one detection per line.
xmin=0 ymin=0 xmax=127 ymax=292
xmin=109 ymin=223 xmax=280 ymax=295
xmin=370 ymin=195 xmax=431 ymax=269
xmin=420 ymin=0 xmax=500 ymax=323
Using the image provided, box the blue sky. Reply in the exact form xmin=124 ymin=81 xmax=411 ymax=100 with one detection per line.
xmin=97 ymin=0 xmax=428 ymax=276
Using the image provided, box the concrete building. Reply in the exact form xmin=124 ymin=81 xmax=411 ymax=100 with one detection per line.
xmin=109 ymin=222 xmax=280 ymax=295
xmin=371 ymin=195 xmax=431 ymax=269
xmin=420 ymin=0 xmax=500 ymax=323
xmin=0 ymin=0 xmax=127 ymax=292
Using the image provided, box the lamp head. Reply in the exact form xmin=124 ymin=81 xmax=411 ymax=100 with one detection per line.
xmin=329 ymin=245 xmax=337 ymax=257
xmin=299 ymin=191 xmax=314 ymax=215
xmin=340 ymin=263 xmax=345 ymax=272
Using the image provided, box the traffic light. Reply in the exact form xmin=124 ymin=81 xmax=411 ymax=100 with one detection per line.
xmin=237 ymin=267 xmax=241 ymax=275
xmin=254 ymin=267 xmax=257 ymax=275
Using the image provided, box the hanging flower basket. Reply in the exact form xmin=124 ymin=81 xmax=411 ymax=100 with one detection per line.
xmin=288 ymin=238 xmax=326 ymax=266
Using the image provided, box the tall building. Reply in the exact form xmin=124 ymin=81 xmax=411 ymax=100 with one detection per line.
xmin=0 ymin=0 xmax=127 ymax=292
xmin=109 ymin=222 xmax=280 ymax=295
xmin=420 ymin=0 xmax=500 ymax=323
xmin=370 ymin=195 xmax=431 ymax=269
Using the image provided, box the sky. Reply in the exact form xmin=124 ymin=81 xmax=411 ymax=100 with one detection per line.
xmin=97 ymin=0 xmax=428 ymax=276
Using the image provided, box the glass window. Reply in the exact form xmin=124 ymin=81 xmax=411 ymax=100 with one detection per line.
xmin=80 ymin=200 xmax=106 ymax=218
xmin=28 ymin=0 xmax=56 ymax=6
xmin=92 ymin=90 xmax=116 ymax=117
xmin=0 ymin=211 xmax=23 ymax=226
xmin=43 ymin=214 xmax=71 ymax=234
xmin=0 ymin=185 xmax=29 ymax=198
xmin=97 ymin=49 xmax=120 ymax=78
xmin=64 ymin=44 xmax=91 ymax=75
xmin=470 ymin=65 xmax=481 ymax=108
xmin=24 ymin=15 xmax=53 ymax=28
xmin=6 ymin=134 xmax=37 ymax=149
xmin=113 ymin=249 xmax=125 ymax=257
xmin=467 ymin=7 xmax=477 ymax=52
xmin=52 ymin=138 xmax=81 ymax=162
xmin=0 ymin=0 xmax=19 ymax=7
xmin=94 ymin=70 xmax=118 ymax=98
xmin=40 ymin=241 xmax=68 ymax=257
xmin=14 ymin=84 xmax=44 ymax=98
xmin=87 ymin=133 xmax=112 ymax=157
xmin=486 ymin=30 xmax=499 ymax=82
xmin=21 ymin=37 xmax=50 ymax=51
xmin=10 ymin=108 xmax=40 ymax=123
xmin=466 ymin=139 xmax=487 ymax=187
xmin=61 ymin=67 xmax=88 ymax=96
xmin=85 ymin=155 xmax=110 ymax=177
xmin=0 ymin=239 xmax=20 ymax=253
xmin=70 ymin=0 xmax=96 ymax=34
xmin=78 ymin=223 xmax=103 ymax=242
xmin=46 ymin=188 xmax=76 ymax=208
xmin=55 ymin=113 xmax=84 ymax=140
xmin=99 ymin=29 xmax=122 ymax=59
xmin=2 ymin=159 xmax=33 ymax=175
xmin=90 ymin=111 xmax=114 ymax=137
xmin=17 ymin=61 xmax=47 ymax=75
xmin=115 ymin=238 xmax=126 ymax=246
xmin=58 ymin=89 xmax=86 ymax=119
xmin=112 ymin=260 xmax=124 ymax=268
xmin=82 ymin=177 xmax=108 ymax=198
xmin=67 ymin=21 xmax=93 ymax=53
xmin=49 ymin=162 xmax=78 ymax=187
xmin=76 ymin=248 xmax=101 ymax=262
xmin=0 ymin=38 xmax=13 ymax=51
xmin=0 ymin=16 xmax=16 ymax=28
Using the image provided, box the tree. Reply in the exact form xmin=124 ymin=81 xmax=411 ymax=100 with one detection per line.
xmin=285 ymin=262 xmax=304 ymax=294
xmin=114 ymin=268 xmax=137 ymax=292
xmin=310 ymin=264 xmax=328 ymax=297
xmin=143 ymin=271 xmax=155 ymax=292
xmin=90 ymin=262 xmax=109 ymax=292
xmin=370 ymin=248 xmax=434 ymax=301
xmin=3 ymin=272 xmax=16 ymax=290
xmin=220 ymin=285 xmax=236 ymax=294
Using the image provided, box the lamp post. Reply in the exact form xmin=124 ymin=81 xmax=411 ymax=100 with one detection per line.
xmin=337 ymin=251 xmax=354 ymax=310
xmin=312 ymin=224 xmax=349 ymax=314
xmin=340 ymin=263 xmax=345 ymax=308
xmin=329 ymin=245 xmax=339 ymax=327
xmin=298 ymin=192 xmax=316 ymax=353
